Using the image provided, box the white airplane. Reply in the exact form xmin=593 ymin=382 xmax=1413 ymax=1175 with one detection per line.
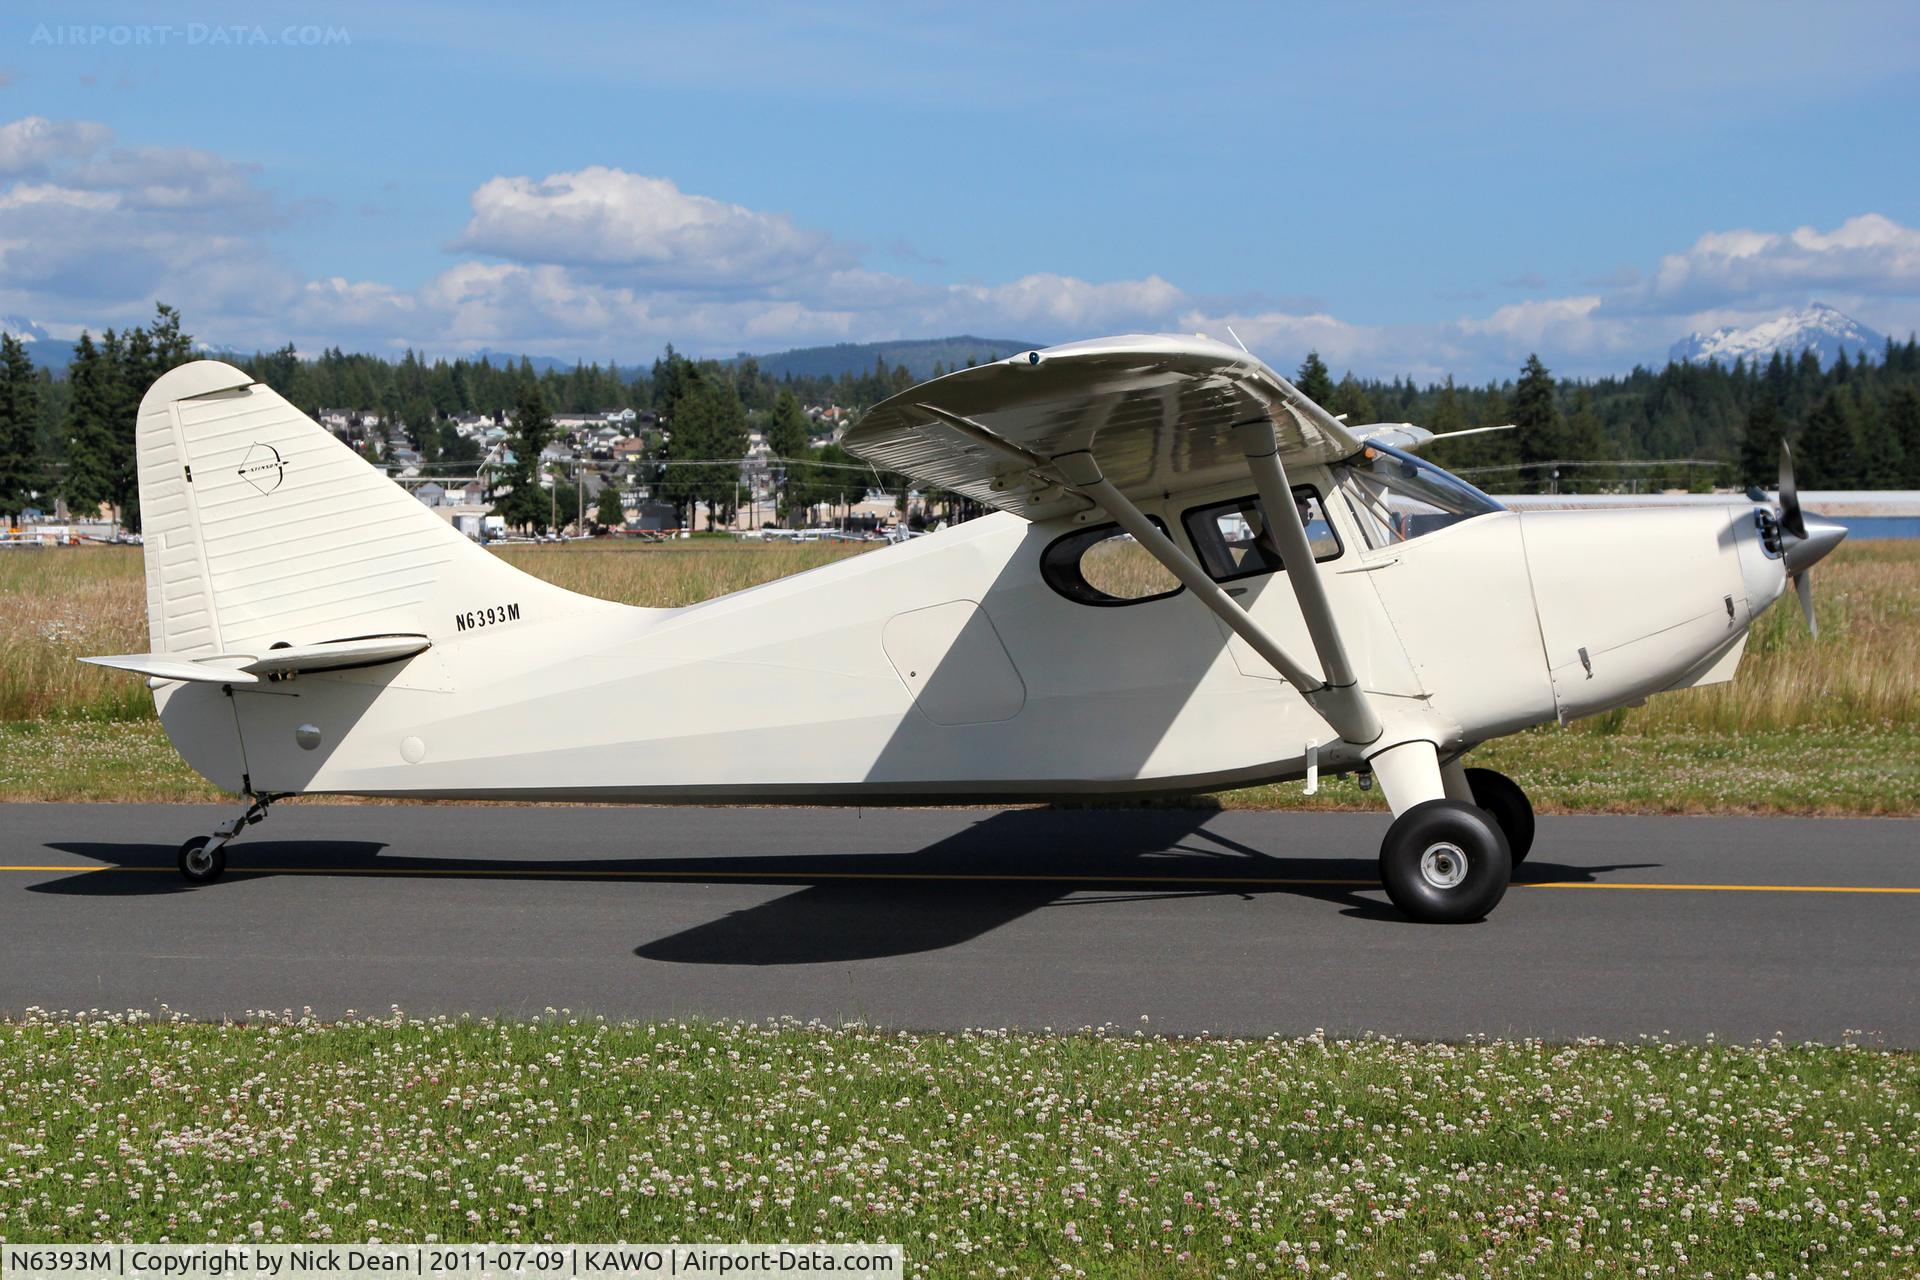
xmin=84 ymin=336 xmax=1845 ymax=921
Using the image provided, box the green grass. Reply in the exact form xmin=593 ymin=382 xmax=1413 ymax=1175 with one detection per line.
xmin=2 ymin=540 xmax=1918 ymax=813
xmin=1 ymin=1014 xmax=1915 ymax=1277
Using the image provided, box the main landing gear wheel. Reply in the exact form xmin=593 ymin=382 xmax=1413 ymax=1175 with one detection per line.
xmin=1463 ymin=767 xmax=1535 ymax=865
xmin=1379 ymin=799 xmax=1511 ymax=923
xmin=177 ymin=835 xmax=226 ymax=884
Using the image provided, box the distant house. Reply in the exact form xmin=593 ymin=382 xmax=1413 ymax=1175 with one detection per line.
xmin=413 ymin=483 xmax=448 ymax=508
xmin=630 ymin=500 xmax=676 ymax=531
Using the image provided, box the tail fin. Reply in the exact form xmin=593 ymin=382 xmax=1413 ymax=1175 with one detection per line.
xmin=136 ymin=361 xmax=582 ymax=656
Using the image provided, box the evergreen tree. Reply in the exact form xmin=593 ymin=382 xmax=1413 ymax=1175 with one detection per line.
xmin=61 ymin=334 xmax=118 ymax=520
xmin=1294 ymin=351 xmax=1335 ymax=404
xmin=1738 ymin=396 xmax=1782 ymax=489
xmin=0 ymin=335 xmax=38 ymax=516
xmin=1429 ymin=377 xmax=1465 ymax=435
xmin=766 ymin=389 xmax=812 ymax=522
xmin=404 ymin=395 xmax=440 ymax=462
xmin=660 ymin=375 xmax=748 ymax=529
xmin=650 ymin=345 xmax=691 ymax=424
xmin=490 ymin=381 xmax=555 ymax=533
xmin=1799 ymin=390 xmax=1862 ymax=489
xmin=1888 ymin=386 xmax=1920 ymax=488
xmin=147 ymin=303 xmax=193 ymax=369
xmin=1564 ymin=386 xmax=1611 ymax=466
xmin=99 ymin=327 xmax=142 ymax=525
xmin=595 ymin=482 xmax=627 ymax=528
xmin=1512 ymin=355 xmax=1563 ymax=490
xmin=1327 ymin=373 xmax=1376 ymax=424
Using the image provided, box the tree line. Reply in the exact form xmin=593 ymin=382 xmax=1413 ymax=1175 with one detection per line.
xmin=0 ymin=305 xmax=196 ymax=526
xmin=1291 ymin=339 xmax=1920 ymax=491
xmin=6 ymin=304 xmax=1920 ymax=530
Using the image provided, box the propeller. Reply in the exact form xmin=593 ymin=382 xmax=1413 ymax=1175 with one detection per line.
xmin=1778 ymin=441 xmax=1807 ymax=541
xmin=1775 ymin=440 xmax=1847 ymax=636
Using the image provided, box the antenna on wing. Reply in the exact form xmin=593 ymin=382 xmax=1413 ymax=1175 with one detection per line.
xmin=1225 ymin=325 xmax=1251 ymax=355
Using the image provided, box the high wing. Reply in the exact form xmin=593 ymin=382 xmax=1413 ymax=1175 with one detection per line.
xmin=842 ymin=333 xmax=1364 ymax=520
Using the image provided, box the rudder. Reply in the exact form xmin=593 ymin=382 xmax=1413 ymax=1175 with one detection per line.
xmin=136 ymin=360 xmax=579 ymax=656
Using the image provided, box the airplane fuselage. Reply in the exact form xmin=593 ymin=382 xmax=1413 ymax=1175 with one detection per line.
xmin=157 ymin=467 xmax=1789 ymax=805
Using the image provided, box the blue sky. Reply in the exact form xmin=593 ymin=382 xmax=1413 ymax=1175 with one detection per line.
xmin=4 ymin=0 xmax=1919 ymax=379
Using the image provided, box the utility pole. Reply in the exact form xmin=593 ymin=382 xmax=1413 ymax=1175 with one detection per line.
xmin=576 ymin=464 xmax=583 ymax=534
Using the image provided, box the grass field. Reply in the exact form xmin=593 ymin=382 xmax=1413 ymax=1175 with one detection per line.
xmin=1 ymin=1014 xmax=1914 ymax=1277
xmin=1 ymin=538 xmax=1916 ymax=813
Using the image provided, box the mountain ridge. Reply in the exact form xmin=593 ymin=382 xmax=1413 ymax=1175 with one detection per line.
xmin=729 ymin=335 xmax=1042 ymax=382
xmin=1669 ymin=303 xmax=1886 ymax=369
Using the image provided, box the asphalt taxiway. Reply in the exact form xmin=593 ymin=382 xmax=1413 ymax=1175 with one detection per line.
xmin=2 ymin=803 xmax=1914 ymax=1043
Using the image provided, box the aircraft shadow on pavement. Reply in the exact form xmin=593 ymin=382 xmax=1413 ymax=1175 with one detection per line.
xmin=37 ymin=840 xmax=392 ymax=895
xmin=42 ymin=813 xmax=1656 ymax=963
xmin=628 ymin=813 xmax=1657 ymax=964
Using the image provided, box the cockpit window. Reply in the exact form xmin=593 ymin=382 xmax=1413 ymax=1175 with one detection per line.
xmin=1334 ymin=442 xmax=1505 ymax=548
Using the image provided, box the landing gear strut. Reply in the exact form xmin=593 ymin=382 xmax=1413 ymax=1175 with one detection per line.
xmin=1366 ymin=740 xmax=1513 ymax=922
xmin=176 ymin=792 xmax=277 ymax=884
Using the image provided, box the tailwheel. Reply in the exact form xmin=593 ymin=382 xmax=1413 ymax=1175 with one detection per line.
xmin=1462 ymin=767 xmax=1535 ymax=866
xmin=1380 ymin=799 xmax=1511 ymax=923
xmin=177 ymin=835 xmax=226 ymax=885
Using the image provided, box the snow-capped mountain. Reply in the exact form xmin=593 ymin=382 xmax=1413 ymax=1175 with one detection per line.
xmin=1668 ymin=303 xmax=1885 ymax=369
xmin=1 ymin=314 xmax=50 ymax=343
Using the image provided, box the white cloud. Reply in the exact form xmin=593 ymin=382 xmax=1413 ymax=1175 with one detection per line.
xmin=1173 ymin=307 xmax=1409 ymax=376
xmin=0 ymin=116 xmax=108 ymax=178
xmin=1615 ymin=213 xmax=1920 ymax=314
xmin=456 ymin=167 xmax=850 ymax=289
xmin=5 ymin=118 xmax=1918 ymax=382
xmin=0 ymin=116 xmax=291 ymax=330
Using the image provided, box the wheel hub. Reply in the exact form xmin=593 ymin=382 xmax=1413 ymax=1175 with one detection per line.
xmin=186 ymin=846 xmax=213 ymax=876
xmin=1419 ymin=841 xmax=1468 ymax=890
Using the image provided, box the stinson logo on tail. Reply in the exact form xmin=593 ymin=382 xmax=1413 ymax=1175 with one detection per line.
xmin=236 ymin=442 xmax=289 ymax=495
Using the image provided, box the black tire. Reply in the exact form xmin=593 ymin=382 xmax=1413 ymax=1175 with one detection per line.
xmin=1379 ymin=799 xmax=1511 ymax=923
xmin=177 ymin=836 xmax=225 ymax=884
xmin=1464 ymin=767 xmax=1535 ymax=865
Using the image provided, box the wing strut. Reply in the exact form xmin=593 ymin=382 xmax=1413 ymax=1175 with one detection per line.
xmin=1051 ymin=450 xmax=1380 ymax=746
xmin=1231 ymin=420 xmax=1382 ymax=745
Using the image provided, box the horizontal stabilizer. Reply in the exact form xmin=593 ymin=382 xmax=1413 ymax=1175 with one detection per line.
xmin=84 ymin=634 xmax=430 ymax=685
xmin=81 ymin=653 xmax=258 ymax=685
xmin=239 ymin=633 xmax=431 ymax=675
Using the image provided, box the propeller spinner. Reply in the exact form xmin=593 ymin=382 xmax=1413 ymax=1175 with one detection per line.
xmin=1775 ymin=440 xmax=1847 ymax=635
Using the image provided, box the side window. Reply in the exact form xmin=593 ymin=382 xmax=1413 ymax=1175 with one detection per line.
xmin=1181 ymin=490 xmax=1340 ymax=583
xmin=1040 ymin=520 xmax=1183 ymax=607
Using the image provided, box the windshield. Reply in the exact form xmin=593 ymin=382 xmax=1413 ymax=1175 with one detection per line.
xmin=1334 ymin=442 xmax=1505 ymax=547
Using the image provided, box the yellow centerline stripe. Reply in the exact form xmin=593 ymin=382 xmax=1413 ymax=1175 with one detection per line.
xmin=0 ymin=865 xmax=1915 ymax=894
xmin=1526 ymin=881 xmax=1920 ymax=894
